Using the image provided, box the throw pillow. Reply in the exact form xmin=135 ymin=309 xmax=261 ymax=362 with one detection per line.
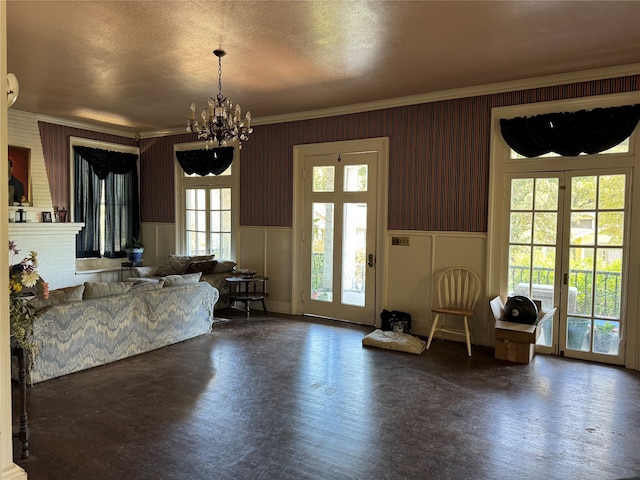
xmin=83 ymin=281 xmax=133 ymax=299
xmin=29 ymin=284 xmax=85 ymax=311
xmin=213 ymin=260 xmax=237 ymax=273
xmin=53 ymin=285 xmax=85 ymax=303
xmin=185 ymin=260 xmax=218 ymax=275
xmin=129 ymin=277 xmax=164 ymax=291
xmin=154 ymin=254 xmax=214 ymax=276
xmin=162 ymin=272 xmax=202 ymax=287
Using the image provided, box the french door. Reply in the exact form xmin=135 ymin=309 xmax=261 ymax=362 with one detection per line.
xmin=301 ymin=151 xmax=378 ymax=324
xmin=506 ymin=168 xmax=630 ymax=364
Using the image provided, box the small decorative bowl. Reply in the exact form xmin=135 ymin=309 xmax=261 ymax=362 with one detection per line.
xmin=237 ymin=268 xmax=257 ymax=278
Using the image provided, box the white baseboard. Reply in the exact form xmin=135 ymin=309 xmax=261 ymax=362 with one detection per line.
xmin=0 ymin=464 xmax=27 ymax=480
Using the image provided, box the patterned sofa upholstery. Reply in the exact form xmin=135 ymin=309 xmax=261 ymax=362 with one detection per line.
xmin=132 ymin=256 xmax=237 ymax=309
xmin=14 ymin=281 xmax=218 ymax=384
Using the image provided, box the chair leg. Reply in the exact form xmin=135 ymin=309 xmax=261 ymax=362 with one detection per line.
xmin=426 ymin=313 xmax=440 ymax=350
xmin=463 ymin=316 xmax=472 ymax=356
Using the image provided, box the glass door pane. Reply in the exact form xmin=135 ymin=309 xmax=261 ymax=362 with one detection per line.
xmin=566 ymin=174 xmax=625 ymax=357
xmin=507 ymin=177 xmax=560 ymax=348
xmin=342 ymin=203 xmax=367 ymax=306
xmin=311 ymin=202 xmax=334 ymax=302
xmin=209 ymin=188 xmax=232 ymax=259
xmin=186 ymin=188 xmax=207 ymax=255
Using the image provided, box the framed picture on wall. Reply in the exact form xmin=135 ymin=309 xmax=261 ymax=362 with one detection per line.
xmin=8 ymin=146 xmax=30 ymax=205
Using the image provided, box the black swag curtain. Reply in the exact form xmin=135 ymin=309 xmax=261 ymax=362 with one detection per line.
xmin=500 ymin=104 xmax=640 ymax=158
xmin=74 ymin=146 xmax=139 ymax=258
xmin=176 ymin=147 xmax=234 ymax=176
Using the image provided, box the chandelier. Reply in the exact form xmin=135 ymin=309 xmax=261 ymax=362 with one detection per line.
xmin=187 ymin=49 xmax=253 ymax=149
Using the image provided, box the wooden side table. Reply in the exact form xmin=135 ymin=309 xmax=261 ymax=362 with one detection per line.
xmin=120 ymin=261 xmax=142 ymax=281
xmin=225 ymin=276 xmax=269 ymax=317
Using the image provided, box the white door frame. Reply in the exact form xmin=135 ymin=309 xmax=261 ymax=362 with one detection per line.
xmin=291 ymin=137 xmax=389 ymax=323
xmin=487 ymin=91 xmax=640 ymax=369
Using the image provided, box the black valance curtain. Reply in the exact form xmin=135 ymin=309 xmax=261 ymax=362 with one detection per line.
xmin=74 ymin=146 xmax=139 ymax=258
xmin=74 ymin=146 xmax=139 ymax=178
xmin=500 ymin=104 xmax=640 ymax=158
xmin=176 ymin=147 xmax=234 ymax=176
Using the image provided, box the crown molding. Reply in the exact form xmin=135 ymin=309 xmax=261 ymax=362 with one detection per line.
xmin=36 ymin=63 xmax=640 ymax=140
xmin=253 ymin=62 xmax=640 ymax=126
xmin=36 ymin=114 xmax=139 ymax=139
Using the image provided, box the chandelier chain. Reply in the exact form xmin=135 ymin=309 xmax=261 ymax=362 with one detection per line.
xmin=218 ymin=55 xmax=223 ymax=97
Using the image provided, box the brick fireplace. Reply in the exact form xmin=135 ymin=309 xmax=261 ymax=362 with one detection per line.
xmin=8 ymin=110 xmax=83 ymax=289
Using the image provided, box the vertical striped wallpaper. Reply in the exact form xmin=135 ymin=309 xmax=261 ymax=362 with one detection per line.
xmin=38 ymin=75 xmax=640 ymax=230
xmin=38 ymin=122 xmax=137 ymax=211
xmin=239 ymin=75 xmax=639 ymax=231
xmin=138 ymin=133 xmax=193 ymax=223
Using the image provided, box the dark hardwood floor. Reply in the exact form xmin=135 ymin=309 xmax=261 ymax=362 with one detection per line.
xmin=12 ymin=311 xmax=640 ymax=480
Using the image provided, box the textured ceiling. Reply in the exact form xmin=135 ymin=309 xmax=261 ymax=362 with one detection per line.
xmin=6 ymin=1 xmax=640 ymax=134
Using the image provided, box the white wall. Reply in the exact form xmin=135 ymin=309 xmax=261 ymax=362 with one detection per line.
xmin=9 ymin=223 xmax=83 ymax=290
xmin=8 ymin=110 xmax=53 ymax=217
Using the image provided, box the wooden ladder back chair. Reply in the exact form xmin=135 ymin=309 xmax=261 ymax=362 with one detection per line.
xmin=426 ymin=267 xmax=481 ymax=356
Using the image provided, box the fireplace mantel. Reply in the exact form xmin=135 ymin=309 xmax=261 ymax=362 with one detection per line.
xmin=8 ymin=222 xmax=84 ymax=235
xmin=8 ymin=222 xmax=85 ymax=290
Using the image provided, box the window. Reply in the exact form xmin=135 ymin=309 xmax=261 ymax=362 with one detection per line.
xmin=175 ymin=143 xmax=239 ymax=260
xmin=488 ymin=96 xmax=639 ymax=365
xmin=70 ymin=138 xmax=140 ymax=259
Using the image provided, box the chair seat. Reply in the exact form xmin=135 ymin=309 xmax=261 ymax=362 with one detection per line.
xmin=431 ymin=306 xmax=475 ymax=317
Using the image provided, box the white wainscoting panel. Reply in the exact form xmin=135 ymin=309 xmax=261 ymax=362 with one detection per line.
xmin=238 ymin=227 xmax=292 ymax=314
xmin=385 ymin=234 xmax=434 ymax=335
xmin=142 ymin=224 xmax=492 ymax=346
xmin=140 ymin=222 xmax=176 ymax=267
xmin=236 ymin=227 xmax=492 ymax=346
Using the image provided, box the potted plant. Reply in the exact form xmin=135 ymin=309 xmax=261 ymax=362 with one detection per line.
xmin=9 ymin=241 xmax=48 ymax=367
xmin=594 ymin=321 xmax=616 ymax=354
xmin=567 ymin=318 xmax=590 ymax=350
xmin=124 ymin=238 xmax=144 ymax=264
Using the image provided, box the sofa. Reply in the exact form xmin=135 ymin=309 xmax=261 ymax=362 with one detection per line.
xmin=13 ymin=275 xmax=219 ymax=384
xmin=132 ymin=254 xmax=238 ymax=309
